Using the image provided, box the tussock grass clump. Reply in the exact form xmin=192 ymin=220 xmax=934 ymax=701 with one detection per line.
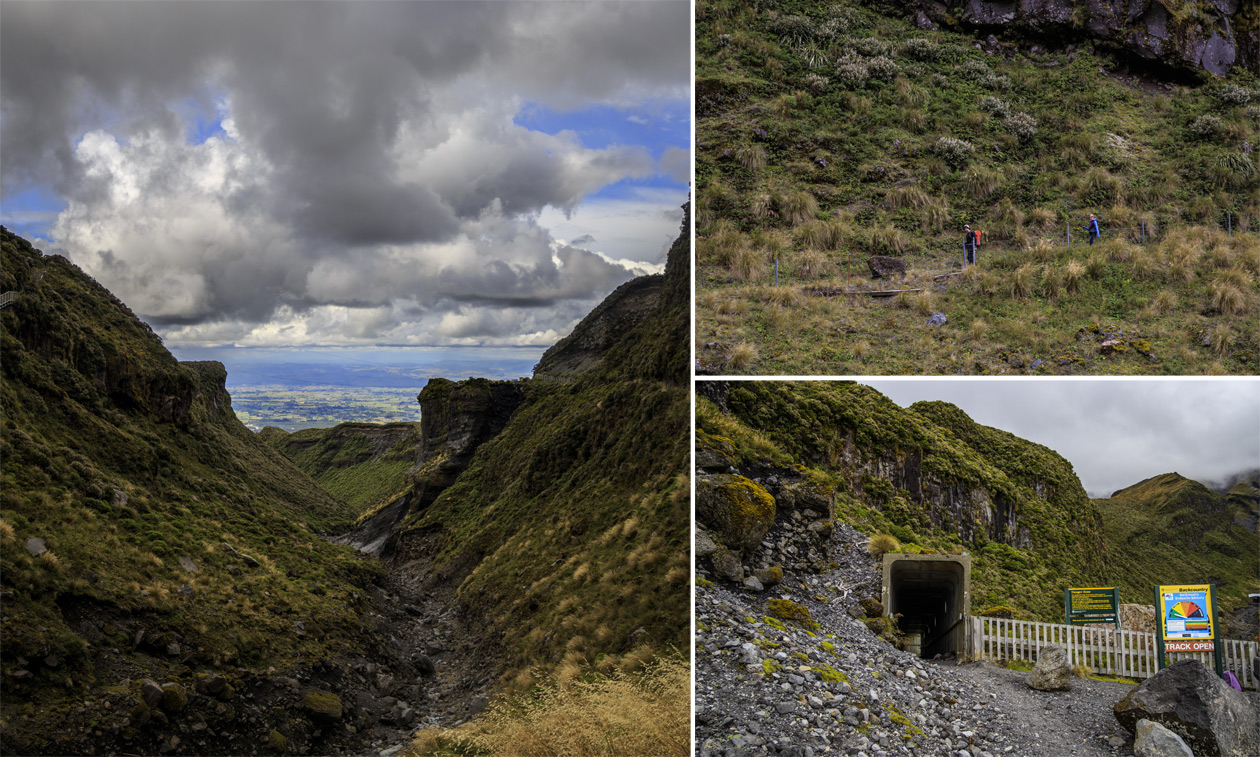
xmin=867 ymin=224 xmax=911 ymax=254
xmin=885 ymin=185 xmax=931 ymax=210
xmin=1041 ymin=265 xmax=1063 ymax=298
xmin=1011 ymin=263 xmax=1036 ymax=298
xmin=728 ymin=341 xmax=758 ymax=369
xmin=1146 ymin=289 xmax=1178 ymax=315
xmin=407 ymin=657 xmax=689 ymax=757
xmin=1208 ymin=324 xmax=1231 ymax=356
xmin=868 ymin=533 xmax=901 ymax=560
xmin=779 ymin=190 xmax=819 ymax=225
xmin=964 ymin=166 xmax=1003 ymax=200
xmin=1077 ymin=167 xmax=1123 ymax=205
xmin=1064 ymin=260 xmax=1086 ymax=292
xmin=914 ymin=290 xmax=933 ymax=315
xmin=734 ymin=142 xmax=768 ymax=172
xmin=1209 ymin=280 xmax=1248 ymax=316
xmin=919 ymin=197 xmax=950 ymax=232
xmin=969 ymin=318 xmax=989 ymax=340
xmin=794 ymin=249 xmax=828 ymax=279
xmin=1028 ymin=207 xmax=1056 ymax=231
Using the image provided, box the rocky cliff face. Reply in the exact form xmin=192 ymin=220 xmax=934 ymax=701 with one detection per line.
xmin=882 ymin=0 xmax=1256 ymax=77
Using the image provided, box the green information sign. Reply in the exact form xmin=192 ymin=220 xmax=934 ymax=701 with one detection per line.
xmin=1064 ymin=586 xmax=1119 ymax=625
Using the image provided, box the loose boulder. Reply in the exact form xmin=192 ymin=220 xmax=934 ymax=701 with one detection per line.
xmin=1027 ymin=645 xmax=1072 ymax=691
xmin=1114 ymin=658 xmax=1259 ymax=756
xmin=696 ymin=473 xmax=776 ymax=554
xmin=302 ymin=690 xmax=343 ymax=720
xmin=1134 ymin=719 xmax=1194 ymax=757
xmin=867 ymin=255 xmax=906 ymax=279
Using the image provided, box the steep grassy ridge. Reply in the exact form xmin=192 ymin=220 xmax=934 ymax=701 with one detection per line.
xmin=0 ymin=229 xmax=382 ymax=753
xmin=1094 ymin=472 xmax=1259 ymax=621
xmin=263 ymin=422 xmax=419 ymax=515
xmin=695 ymin=0 xmax=1259 ymax=375
xmin=388 ymin=213 xmax=692 ymax=691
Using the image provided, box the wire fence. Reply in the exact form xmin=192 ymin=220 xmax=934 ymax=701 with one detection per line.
xmin=697 ymin=213 xmax=1260 ymax=290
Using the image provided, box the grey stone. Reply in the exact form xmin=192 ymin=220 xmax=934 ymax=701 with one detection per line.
xmin=1027 ymin=645 xmax=1072 ymax=691
xmin=25 ymin=537 xmax=46 ymax=556
xmin=1134 ymin=719 xmax=1194 ymax=757
xmin=744 ymin=576 xmax=764 ymax=592
xmin=178 ymin=555 xmax=199 ymax=572
xmin=1115 ymin=659 xmax=1259 ymax=757
xmin=927 ymin=312 xmax=947 ymax=327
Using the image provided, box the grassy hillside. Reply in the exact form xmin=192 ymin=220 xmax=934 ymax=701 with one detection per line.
xmin=0 ymin=229 xmax=382 ymax=753
xmin=390 ymin=212 xmax=692 ymax=693
xmin=1094 ymin=472 xmax=1260 ymax=622
xmin=695 ymin=0 xmax=1259 ymax=375
xmin=697 ymin=381 xmax=1106 ymax=620
xmin=263 ymin=422 xmax=419 ymax=516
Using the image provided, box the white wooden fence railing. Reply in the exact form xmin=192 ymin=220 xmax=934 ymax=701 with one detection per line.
xmin=969 ymin=616 xmax=1258 ymax=690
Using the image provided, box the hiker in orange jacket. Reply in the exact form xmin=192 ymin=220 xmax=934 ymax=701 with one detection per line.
xmin=963 ymin=224 xmax=979 ymax=267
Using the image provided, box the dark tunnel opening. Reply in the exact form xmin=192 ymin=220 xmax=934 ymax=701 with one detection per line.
xmin=882 ymin=554 xmax=971 ymax=659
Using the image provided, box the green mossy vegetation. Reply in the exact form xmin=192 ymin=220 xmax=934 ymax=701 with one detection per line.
xmin=695 ymin=0 xmax=1259 ymax=375
xmin=766 ymin=598 xmax=815 ymax=629
xmin=384 ymin=212 xmax=691 ymax=690
xmin=0 ymin=229 xmax=383 ymax=751
xmin=265 ymin=422 xmax=420 ymax=516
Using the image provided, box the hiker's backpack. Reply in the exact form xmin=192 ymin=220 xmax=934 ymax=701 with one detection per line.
xmin=973 ymin=229 xmax=982 ymax=245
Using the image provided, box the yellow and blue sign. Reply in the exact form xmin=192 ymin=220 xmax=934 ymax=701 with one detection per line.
xmin=1158 ymin=584 xmax=1215 ymax=641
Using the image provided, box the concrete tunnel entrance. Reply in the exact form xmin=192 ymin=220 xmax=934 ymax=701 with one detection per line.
xmin=882 ymin=553 xmax=971 ymax=659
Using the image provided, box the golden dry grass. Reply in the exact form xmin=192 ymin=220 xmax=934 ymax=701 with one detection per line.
xmin=407 ymin=657 xmax=689 ymax=757
xmin=867 ymin=533 xmax=900 ymax=560
xmin=728 ymin=341 xmax=758 ymax=369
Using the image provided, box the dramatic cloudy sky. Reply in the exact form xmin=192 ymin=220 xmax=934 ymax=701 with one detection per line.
xmin=862 ymin=379 xmax=1260 ymax=497
xmin=0 ymin=0 xmax=690 ymax=349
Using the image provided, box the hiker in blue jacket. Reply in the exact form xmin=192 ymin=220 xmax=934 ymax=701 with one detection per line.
xmin=1084 ymin=214 xmax=1101 ymax=245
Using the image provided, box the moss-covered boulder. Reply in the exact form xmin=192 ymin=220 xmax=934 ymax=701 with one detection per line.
xmin=766 ymin=598 xmax=814 ymax=630
xmin=302 ymin=690 xmax=342 ymax=720
xmin=696 ymin=473 xmax=776 ymax=554
xmin=695 ymin=430 xmax=738 ymax=471
xmin=266 ymin=729 xmax=287 ymax=753
xmin=158 ymin=683 xmax=187 ymax=713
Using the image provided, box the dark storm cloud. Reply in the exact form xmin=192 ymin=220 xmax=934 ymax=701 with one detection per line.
xmin=863 ymin=380 xmax=1260 ymax=497
xmin=0 ymin=1 xmax=688 ymax=343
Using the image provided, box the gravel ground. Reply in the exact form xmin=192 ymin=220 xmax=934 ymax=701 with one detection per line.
xmin=695 ymin=522 xmax=1144 ymax=757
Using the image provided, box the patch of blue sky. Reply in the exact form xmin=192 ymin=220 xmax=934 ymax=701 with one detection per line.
xmin=0 ymin=187 xmax=67 ymax=240
xmin=513 ymin=99 xmax=688 ymax=156
xmin=584 ymin=174 xmax=685 ymax=203
xmin=172 ymin=93 xmax=231 ymax=145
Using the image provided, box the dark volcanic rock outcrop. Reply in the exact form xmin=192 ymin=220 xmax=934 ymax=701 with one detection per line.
xmin=881 ymin=0 xmax=1256 ymax=77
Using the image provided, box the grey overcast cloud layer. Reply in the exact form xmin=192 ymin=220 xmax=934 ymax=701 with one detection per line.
xmin=0 ymin=0 xmax=689 ymax=347
xmin=861 ymin=380 xmax=1260 ymax=497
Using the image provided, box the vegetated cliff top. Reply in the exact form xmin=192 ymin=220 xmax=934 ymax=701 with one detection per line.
xmin=0 ymin=227 xmax=386 ymax=754
xmin=384 ymin=208 xmax=691 ymax=689
xmin=695 ymin=0 xmax=1259 ymax=376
